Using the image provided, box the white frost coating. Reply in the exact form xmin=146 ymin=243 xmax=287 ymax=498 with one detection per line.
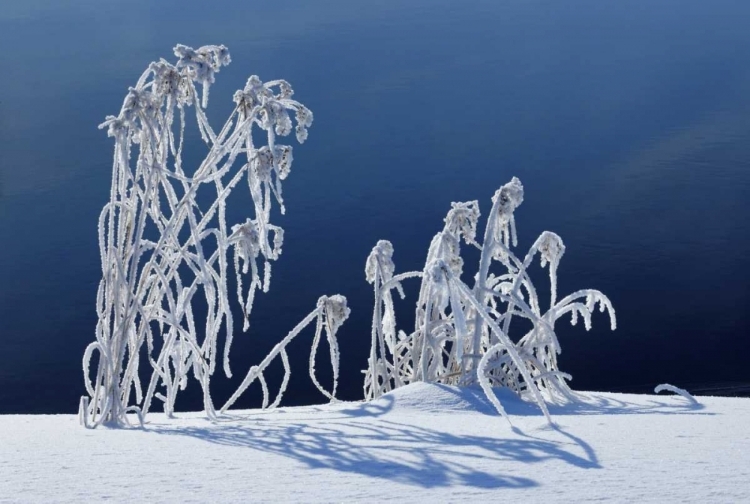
xmin=363 ymin=178 xmax=616 ymax=425
xmin=655 ymin=383 xmax=698 ymax=404
xmin=80 ymin=44 xmax=347 ymax=428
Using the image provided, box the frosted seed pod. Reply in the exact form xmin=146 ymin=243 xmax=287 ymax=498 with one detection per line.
xmin=493 ymin=176 xmax=524 ymax=224
xmin=366 ymin=240 xmax=396 ymax=284
xmin=444 ymin=200 xmax=480 ymax=244
xmin=323 ymin=295 xmax=351 ymax=334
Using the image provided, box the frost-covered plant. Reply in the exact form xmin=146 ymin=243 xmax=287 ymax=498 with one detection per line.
xmin=364 ymin=177 xmax=616 ymax=424
xmin=79 ymin=44 xmax=347 ymax=428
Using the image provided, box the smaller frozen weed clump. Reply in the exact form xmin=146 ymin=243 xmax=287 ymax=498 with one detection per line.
xmin=364 ymin=178 xmax=616 ymax=424
xmin=80 ymin=45 xmax=348 ymax=428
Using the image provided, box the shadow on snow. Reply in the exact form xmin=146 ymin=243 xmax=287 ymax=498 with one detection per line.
xmin=146 ymin=385 xmax=708 ymax=489
xmin=390 ymin=384 xmax=711 ymax=417
xmin=150 ymin=393 xmax=604 ymax=490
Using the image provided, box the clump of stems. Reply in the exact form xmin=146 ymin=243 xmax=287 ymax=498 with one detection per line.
xmin=364 ymin=178 xmax=616 ymax=425
xmin=80 ymin=44 xmax=347 ymax=428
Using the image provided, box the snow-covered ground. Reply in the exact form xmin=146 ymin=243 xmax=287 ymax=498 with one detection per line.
xmin=1 ymin=383 xmax=748 ymax=502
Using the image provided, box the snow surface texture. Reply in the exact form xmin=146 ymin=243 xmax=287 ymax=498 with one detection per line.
xmin=81 ymin=44 xmax=348 ymax=428
xmin=2 ymin=383 xmax=748 ymax=502
xmin=364 ymin=178 xmax=616 ymax=425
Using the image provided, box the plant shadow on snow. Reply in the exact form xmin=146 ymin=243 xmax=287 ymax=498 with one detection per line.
xmin=148 ymin=384 xmax=710 ymax=489
xmin=150 ymin=391 xmax=605 ymax=490
xmin=436 ymin=385 xmax=711 ymax=417
xmin=341 ymin=383 xmax=710 ymax=418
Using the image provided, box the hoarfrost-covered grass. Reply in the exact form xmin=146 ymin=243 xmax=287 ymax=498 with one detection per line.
xmin=80 ymin=44 xmax=349 ymax=428
xmin=2 ymin=384 xmax=749 ymax=502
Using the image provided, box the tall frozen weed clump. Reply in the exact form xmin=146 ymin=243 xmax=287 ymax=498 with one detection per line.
xmin=79 ymin=44 xmax=349 ymax=428
xmin=364 ymin=178 xmax=616 ymax=424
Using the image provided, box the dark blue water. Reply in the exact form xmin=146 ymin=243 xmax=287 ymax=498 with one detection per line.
xmin=1 ymin=0 xmax=749 ymax=414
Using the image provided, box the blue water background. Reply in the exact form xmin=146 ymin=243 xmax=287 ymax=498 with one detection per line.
xmin=1 ymin=0 xmax=749 ymax=413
